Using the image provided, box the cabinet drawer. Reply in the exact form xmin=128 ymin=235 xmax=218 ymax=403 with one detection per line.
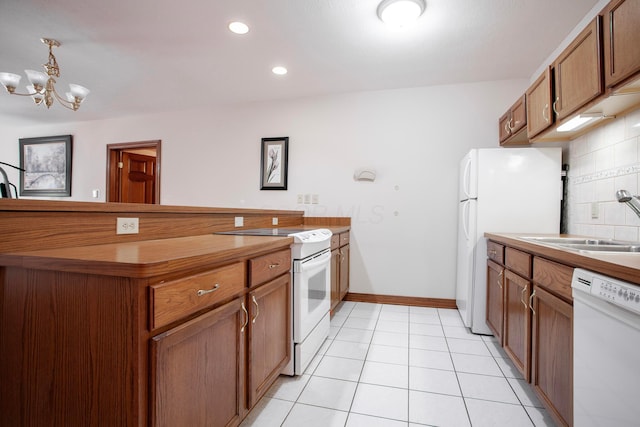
xmin=487 ymin=241 xmax=505 ymax=264
xmin=533 ymin=257 xmax=574 ymax=303
xmin=150 ymin=262 xmax=246 ymax=329
xmin=331 ymin=235 xmax=340 ymax=250
xmin=505 ymin=247 xmax=532 ymax=278
xmin=339 ymin=231 xmax=350 ymax=246
xmin=249 ymin=249 xmax=291 ymax=288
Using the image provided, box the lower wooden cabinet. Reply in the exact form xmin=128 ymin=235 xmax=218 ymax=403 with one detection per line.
xmin=486 ymin=259 xmax=504 ymax=344
xmin=486 ymin=239 xmax=574 ymax=427
xmin=151 ymin=297 xmax=247 ymax=427
xmin=339 ymin=242 xmax=350 ymax=300
xmin=247 ymin=274 xmax=291 ymax=408
xmin=503 ymin=269 xmax=531 ymax=381
xmin=330 ymin=231 xmax=350 ymax=312
xmin=531 ymin=285 xmax=573 ymax=427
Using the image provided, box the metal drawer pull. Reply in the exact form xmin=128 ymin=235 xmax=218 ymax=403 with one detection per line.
xmin=497 ymin=271 xmax=503 ymax=289
xmin=240 ymin=302 xmax=248 ymax=333
xmin=552 ymin=97 xmax=559 ymax=116
xmin=521 ymin=285 xmax=528 ymax=308
xmin=252 ymin=295 xmax=259 ymax=324
xmin=542 ymin=104 xmax=549 ymax=123
xmin=196 ymin=284 xmax=220 ymax=296
xmin=529 ymin=290 xmax=536 ymax=316
xmin=269 ymin=263 xmax=280 ymax=269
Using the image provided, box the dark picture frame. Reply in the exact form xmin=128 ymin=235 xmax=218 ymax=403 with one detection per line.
xmin=260 ymin=137 xmax=288 ymax=190
xmin=19 ymin=135 xmax=73 ymax=197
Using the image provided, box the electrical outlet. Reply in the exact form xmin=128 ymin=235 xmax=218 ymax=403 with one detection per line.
xmin=116 ymin=217 xmax=139 ymax=234
xmin=591 ymin=202 xmax=599 ymax=219
xmin=272 ymin=217 xmax=279 ymax=226
xmin=235 ymin=216 xmax=244 ymax=227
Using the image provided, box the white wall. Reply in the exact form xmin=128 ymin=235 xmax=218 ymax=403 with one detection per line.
xmin=566 ymin=109 xmax=640 ymax=240
xmin=1 ymin=79 xmax=527 ymax=299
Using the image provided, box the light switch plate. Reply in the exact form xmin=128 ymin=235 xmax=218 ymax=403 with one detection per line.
xmin=591 ymin=202 xmax=599 ymax=219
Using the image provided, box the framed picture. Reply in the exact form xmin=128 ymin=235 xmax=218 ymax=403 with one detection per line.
xmin=19 ymin=135 xmax=73 ymax=197
xmin=260 ymin=137 xmax=288 ymax=190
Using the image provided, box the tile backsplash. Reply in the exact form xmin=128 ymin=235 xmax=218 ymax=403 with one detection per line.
xmin=567 ymin=108 xmax=640 ymax=242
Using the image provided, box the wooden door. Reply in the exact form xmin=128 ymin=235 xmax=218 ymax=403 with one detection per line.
xmin=247 ymin=274 xmax=291 ymax=408
xmin=503 ymin=270 xmax=531 ymax=381
xmin=107 ymin=140 xmax=160 ymax=204
xmin=553 ymin=17 xmax=603 ymax=121
xmin=339 ymin=244 xmax=350 ymax=300
xmin=150 ymin=297 xmax=246 ymax=427
xmin=603 ymin=0 xmax=640 ymax=88
xmin=526 ymin=68 xmax=553 ymax=139
xmin=486 ymin=260 xmax=504 ymax=344
xmin=120 ymin=151 xmax=156 ymax=204
xmin=531 ymin=285 xmax=573 ymax=427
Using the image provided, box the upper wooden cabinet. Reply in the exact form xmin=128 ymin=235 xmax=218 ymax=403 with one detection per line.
xmin=499 ymin=95 xmax=528 ymax=145
xmin=553 ymin=17 xmax=603 ymax=121
xmin=603 ymin=0 xmax=640 ymax=89
xmin=526 ymin=68 xmax=554 ymax=139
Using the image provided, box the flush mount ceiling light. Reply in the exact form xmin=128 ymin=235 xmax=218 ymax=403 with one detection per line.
xmin=272 ymin=66 xmax=288 ymax=75
xmin=228 ymin=21 xmax=249 ymax=34
xmin=377 ymin=0 xmax=426 ymax=27
xmin=557 ymin=112 xmax=613 ymax=132
xmin=0 ymin=38 xmax=89 ymax=111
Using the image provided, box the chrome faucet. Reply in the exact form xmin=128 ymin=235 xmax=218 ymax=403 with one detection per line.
xmin=616 ymin=189 xmax=640 ymax=219
xmin=0 ymin=166 xmax=12 ymax=198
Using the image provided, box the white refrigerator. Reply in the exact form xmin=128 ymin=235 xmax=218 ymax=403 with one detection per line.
xmin=456 ymin=147 xmax=562 ymax=335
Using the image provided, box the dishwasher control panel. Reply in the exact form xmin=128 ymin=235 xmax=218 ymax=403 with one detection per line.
xmin=572 ymin=268 xmax=640 ymax=315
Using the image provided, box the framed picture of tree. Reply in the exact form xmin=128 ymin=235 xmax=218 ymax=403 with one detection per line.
xmin=19 ymin=135 xmax=73 ymax=197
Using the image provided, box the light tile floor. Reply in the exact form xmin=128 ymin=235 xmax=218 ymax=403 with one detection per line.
xmin=240 ymin=302 xmax=557 ymax=427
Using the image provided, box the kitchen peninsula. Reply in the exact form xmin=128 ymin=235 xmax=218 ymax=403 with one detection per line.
xmin=0 ymin=199 xmax=349 ymax=427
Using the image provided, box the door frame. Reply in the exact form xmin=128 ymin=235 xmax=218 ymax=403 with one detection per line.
xmin=106 ymin=140 xmax=161 ymax=203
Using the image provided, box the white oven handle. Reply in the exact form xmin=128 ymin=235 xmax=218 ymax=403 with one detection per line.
xmin=297 ymin=249 xmax=331 ymax=272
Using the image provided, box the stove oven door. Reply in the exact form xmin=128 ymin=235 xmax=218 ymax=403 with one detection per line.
xmin=293 ymin=248 xmax=331 ymax=343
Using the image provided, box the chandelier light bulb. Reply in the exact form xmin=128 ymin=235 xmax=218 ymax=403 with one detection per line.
xmin=272 ymin=66 xmax=288 ymax=75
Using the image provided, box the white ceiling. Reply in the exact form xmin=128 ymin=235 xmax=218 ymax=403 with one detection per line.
xmin=0 ymin=0 xmax=599 ymax=124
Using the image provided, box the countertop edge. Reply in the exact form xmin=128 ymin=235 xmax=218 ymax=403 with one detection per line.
xmin=485 ymin=232 xmax=640 ymax=285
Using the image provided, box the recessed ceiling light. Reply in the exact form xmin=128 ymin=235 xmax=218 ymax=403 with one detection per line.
xmin=272 ymin=66 xmax=288 ymax=75
xmin=228 ymin=21 xmax=249 ymax=35
xmin=377 ymin=0 xmax=426 ymax=27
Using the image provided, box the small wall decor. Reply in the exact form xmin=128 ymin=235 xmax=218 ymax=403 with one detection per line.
xmin=19 ymin=135 xmax=72 ymax=197
xmin=260 ymin=137 xmax=288 ymax=190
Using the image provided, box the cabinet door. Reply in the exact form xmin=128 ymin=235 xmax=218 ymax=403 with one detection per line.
xmin=330 ymin=248 xmax=340 ymax=312
xmin=531 ymin=285 xmax=573 ymax=427
xmin=510 ymin=95 xmax=527 ymax=135
xmin=553 ymin=17 xmax=603 ymax=120
xmin=503 ymin=270 xmax=531 ymax=381
xmin=339 ymin=244 xmax=350 ymax=300
xmin=526 ymin=68 xmax=553 ymax=138
xmin=603 ymin=0 xmax=640 ymax=88
xmin=247 ymin=274 xmax=291 ymax=408
xmin=486 ymin=260 xmax=505 ymax=344
xmin=499 ymin=110 xmax=512 ymax=144
xmin=150 ymin=297 xmax=247 ymax=427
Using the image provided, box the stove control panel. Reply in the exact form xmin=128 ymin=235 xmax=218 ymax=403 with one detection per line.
xmin=573 ymin=268 xmax=640 ymax=315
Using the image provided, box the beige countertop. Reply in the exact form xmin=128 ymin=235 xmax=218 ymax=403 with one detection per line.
xmin=485 ymin=232 xmax=640 ymax=285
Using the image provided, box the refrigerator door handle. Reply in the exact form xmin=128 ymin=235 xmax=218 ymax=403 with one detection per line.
xmin=462 ymin=200 xmax=470 ymax=241
xmin=462 ymin=156 xmax=472 ymax=199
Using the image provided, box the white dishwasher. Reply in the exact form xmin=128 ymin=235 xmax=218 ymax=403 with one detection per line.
xmin=571 ymin=268 xmax=640 ymax=427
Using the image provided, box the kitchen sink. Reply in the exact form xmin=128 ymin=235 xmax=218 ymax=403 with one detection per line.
xmin=521 ymin=236 xmax=640 ymax=253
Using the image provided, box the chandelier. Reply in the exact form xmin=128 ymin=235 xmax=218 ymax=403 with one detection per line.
xmin=0 ymin=38 xmax=89 ymax=111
